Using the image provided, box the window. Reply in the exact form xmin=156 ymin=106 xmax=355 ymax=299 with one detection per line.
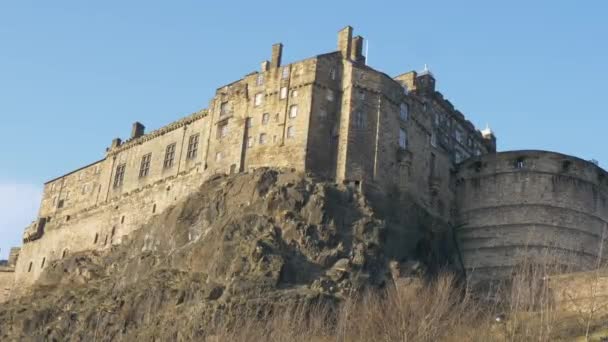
xmin=164 ymin=143 xmax=176 ymax=169
xmin=399 ymin=128 xmax=407 ymax=149
xmin=454 ymin=128 xmax=463 ymax=144
xmin=152 ymin=204 xmax=157 ymax=213
xmin=217 ymin=122 xmax=228 ymax=139
xmin=113 ymin=163 xmax=126 ymax=188
xmin=329 ymin=68 xmax=336 ymax=80
xmin=220 ymin=101 xmax=229 ymax=116
xmin=275 ymin=113 xmax=280 ymax=122
xmin=262 ymin=113 xmax=270 ymax=125
xmin=354 ymin=111 xmax=365 ymax=128
xmin=474 ymin=148 xmax=482 ymax=156
xmin=515 ymin=158 xmax=525 ymax=169
xmin=246 ymin=117 xmax=253 ymax=128
xmin=254 ymin=93 xmax=264 ymax=106
xmin=282 ymin=67 xmax=290 ymax=79
xmin=247 ymin=136 xmax=254 ymax=148
xmin=94 ymin=165 xmax=100 ymax=174
xmin=430 ymin=132 xmax=438 ymax=147
xmin=65 ymin=190 xmax=70 ymax=200
xmin=327 ymin=89 xmax=335 ymax=102
xmin=256 ymin=73 xmax=264 ymax=86
xmin=121 ymin=216 xmax=125 ymax=224
xmin=52 ymin=196 xmax=57 ymax=206
xmin=94 ymin=233 xmax=99 ymax=244
xmin=78 ymin=173 xmax=83 ymax=181
xmin=286 ymin=126 xmax=295 ymax=138
xmin=28 ymin=262 xmax=33 ymax=272
xmin=215 ymin=151 xmax=222 ymax=161
xmin=51 ymin=183 xmax=56 ymax=191
xmin=280 ymin=87 xmax=288 ymax=99
xmin=434 ymin=113 xmax=440 ymax=126
xmin=139 ymin=153 xmax=152 ymax=178
xmin=291 ymin=89 xmax=298 ymax=98
xmin=289 ymin=105 xmax=298 ymax=118
xmin=81 ymin=184 xmax=89 ymax=195
xmin=357 ymin=90 xmax=365 ymax=100
xmin=454 ymin=151 xmax=463 ymax=163
xmin=400 ymin=103 xmax=409 ymax=121
xmin=187 ymin=133 xmax=200 ymax=160
xmin=259 ymin=133 xmax=267 ymax=144
xmin=319 ymin=109 xmax=327 ymax=118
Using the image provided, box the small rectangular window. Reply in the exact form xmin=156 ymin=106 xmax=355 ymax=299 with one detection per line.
xmin=327 ymin=89 xmax=334 ymax=102
xmin=246 ymin=117 xmax=253 ymax=128
xmin=329 ymin=68 xmax=336 ymax=80
xmin=247 ymin=136 xmax=253 ymax=148
xmin=256 ymin=73 xmax=264 ymax=86
xmin=220 ymin=101 xmax=229 ymax=116
xmin=139 ymin=153 xmax=152 ymax=178
xmin=81 ymin=184 xmax=89 ymax=195
xmin=430 ymin=132 xmax=438 ymax=148
xmin=286 ymin=126 xmax=295 ymax=139
xmin=187 ymin=134 xmax=200 ymax=160
xmin=291 ymin=89 xmax=298 ymax=98
xmin=262 ymin=113 xmax=269 ymax=125
xmin=354 ymin=111 xmax=365 ymax=128
xmin=215 ymin=151 xmax=222 ymax=161
xmin=289 ymin=105 xmax=298 ymax=119
xmin=399 ymin=128 xmax=407 ymax=149
xmin=254 ymin=93 xmax=264 ymax=107
xmin=282 ymin=67 xmax=290 ymax=79
xmin=280 ymin=87 xmax=288 ymax=99
xmin=259 ymin=133 xmax=267 ymax=145
xmin=217 ymin=122 xmax=228 ymax=139
xmin=400 ymin=103 xmax=409 ymax=121
xmin=164 ymin=143 xmax=176 ymax=169
xmin=113 ymin=163 xmax=126 ymax=188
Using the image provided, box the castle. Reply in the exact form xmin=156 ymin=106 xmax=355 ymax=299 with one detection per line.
xmin=2 ymin=27 xmax=607 ymax=302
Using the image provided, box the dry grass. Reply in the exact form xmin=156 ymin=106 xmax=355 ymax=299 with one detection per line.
xmin=203 ymin=266 xmax=608 ymax=342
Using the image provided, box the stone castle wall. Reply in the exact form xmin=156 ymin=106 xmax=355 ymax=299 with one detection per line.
xmin=9 ymin=26 xmax=498 ymax=296
xmin=455 ymin=151 xmax=608 ymax=283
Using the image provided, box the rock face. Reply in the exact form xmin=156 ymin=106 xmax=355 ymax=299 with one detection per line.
xmin=0 ymin=169 xmax=453 ymax=341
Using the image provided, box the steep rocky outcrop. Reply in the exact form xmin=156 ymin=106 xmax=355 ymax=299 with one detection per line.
xmin=0 ymin=169 xmax=452 ymax=341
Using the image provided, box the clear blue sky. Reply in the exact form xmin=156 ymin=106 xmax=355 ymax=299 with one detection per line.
xmin=1 ymin=1 xmax=607 ymax=258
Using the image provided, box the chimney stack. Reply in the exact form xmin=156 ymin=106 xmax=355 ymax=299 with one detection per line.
xmin=271 ymin=43 xmax=283 ymax=68
xmin=131 ymin=122 xmax=145 ymax=139
xmin=338 ymin=26 xmax=353 ymax=60
xmin=350 ymin=35 xmax=365 ymax=63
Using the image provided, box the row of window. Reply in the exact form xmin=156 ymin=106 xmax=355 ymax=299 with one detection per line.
xmin=246 ymin=126 xmax=296 ymax=148
xmin=220 ymin=87 xmax=332 ymax=115
xmin=254 ymin=66 xmax=337 ymax=87
xmin=113 ymin=133 xmax=200 ymax=188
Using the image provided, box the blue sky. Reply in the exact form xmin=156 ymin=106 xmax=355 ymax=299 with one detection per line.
xmin=0 ymin=1 xmax=607 ymax=258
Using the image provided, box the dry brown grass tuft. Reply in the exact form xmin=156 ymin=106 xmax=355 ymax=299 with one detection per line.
xmin=205 ymin=268 xmax=608 ymax=342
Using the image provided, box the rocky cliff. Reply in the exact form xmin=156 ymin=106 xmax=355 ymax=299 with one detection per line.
xmin=0 ymin=169 xmax=452 ymax=341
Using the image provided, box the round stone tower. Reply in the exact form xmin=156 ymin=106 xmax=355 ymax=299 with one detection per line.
xmin=454 ymin=150 xmax=608 ymax=283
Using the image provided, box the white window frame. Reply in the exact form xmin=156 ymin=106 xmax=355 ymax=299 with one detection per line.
xmin=280 ymin=87 xmax=288 ymax=99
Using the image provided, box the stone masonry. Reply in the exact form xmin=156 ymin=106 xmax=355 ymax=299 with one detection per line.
xmin=11 ymin=26 xmax=604 ymax=299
